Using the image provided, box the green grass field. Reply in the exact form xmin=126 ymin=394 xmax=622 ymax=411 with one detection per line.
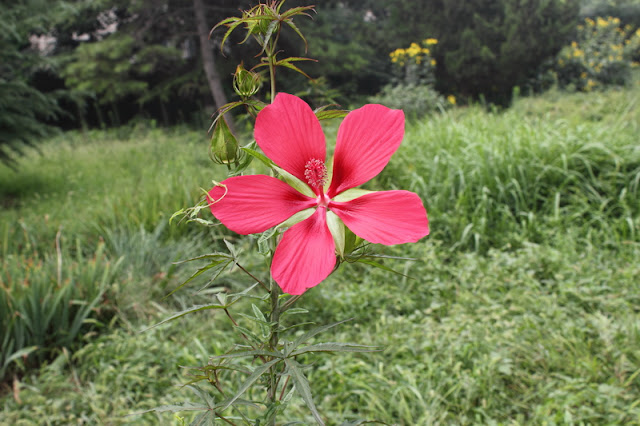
xmin=1 ymin=85 xmax=639 ymax=424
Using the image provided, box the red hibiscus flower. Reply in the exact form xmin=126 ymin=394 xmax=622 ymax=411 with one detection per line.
xmin=209 ymin=93 xmax=429 ymax=295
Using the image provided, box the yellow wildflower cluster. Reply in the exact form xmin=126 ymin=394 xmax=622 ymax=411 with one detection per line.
xmin=389 ymin=38 xmax=438 ymax=67
xmin=556 ymin=16 xmax=640 ymax=91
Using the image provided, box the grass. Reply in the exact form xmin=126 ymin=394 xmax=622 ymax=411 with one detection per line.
xmin=1 ymin=84 xmax=639 ymax=424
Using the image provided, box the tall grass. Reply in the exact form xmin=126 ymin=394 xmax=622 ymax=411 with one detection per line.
xmin=376 ymin=87 xmax=640 ymax=251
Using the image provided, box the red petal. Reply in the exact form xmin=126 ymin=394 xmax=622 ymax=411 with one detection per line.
xmin=329 ymin=191 xmax=429 ymax=244
xmin=327 ymin=105 xmax=404 ymax=197
xmin=254 ymin=93 xmax=326 ymax=183
xmin=209 ymin=175 xmax=316 ymax=235
xmin=271 ymin=207 xmax=336 ymax=295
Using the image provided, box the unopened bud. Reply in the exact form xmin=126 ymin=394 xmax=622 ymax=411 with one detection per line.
xmin=243 ymin=5 xmax=272 ymax=36
xmin=210 ymin=116 xmax=240 ymax=164
xmin=233 ymin=64 xmax=262 ymax=98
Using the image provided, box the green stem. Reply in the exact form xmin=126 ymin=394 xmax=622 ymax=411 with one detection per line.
xmin=267 ymin=42 xmax=277 ymax=102
xmin=267 ymin=280 xmax=281 ymax=425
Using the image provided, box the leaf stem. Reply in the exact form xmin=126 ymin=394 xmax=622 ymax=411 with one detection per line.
xmin=235 ymin=261 xmax=269 ymax=291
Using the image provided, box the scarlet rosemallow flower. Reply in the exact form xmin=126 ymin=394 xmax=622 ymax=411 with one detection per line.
xmin=209 ymin=93 xmax=429 ymax=295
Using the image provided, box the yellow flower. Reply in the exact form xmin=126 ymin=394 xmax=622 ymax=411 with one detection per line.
xmin=431 ymin=59 xmax=437 ymax=66
xmin=597 ymin=17 xmax=608 ymax=27
xmin=571 ymin=41 xmax=578 ymax=48
xmin=447 ymin=95 xmax=456 ymax=105
xmin=586 ymin=17 xmax=595 ymax=26
xmin=573 ymin=49 xmax=584 ymax=58
xmin=425 ymin=38 xmax=438 ymax=45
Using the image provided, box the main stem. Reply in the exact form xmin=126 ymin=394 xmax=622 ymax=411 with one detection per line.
xmin=267 ymin=281 xmax=281 ymax=425
xmin=266 ymin=40 xmax=277 ymax=103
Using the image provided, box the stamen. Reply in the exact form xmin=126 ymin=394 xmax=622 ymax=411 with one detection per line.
xmin=304 ymin=158 xmax=327 ymax=189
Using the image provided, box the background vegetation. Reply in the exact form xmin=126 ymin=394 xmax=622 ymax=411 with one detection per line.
xmin=2 ymin=81 xmax=639 ymax=422
xmin=2 ymin=0 xmax=640 ymax=423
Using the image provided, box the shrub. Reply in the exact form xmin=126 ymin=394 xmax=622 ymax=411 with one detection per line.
xmin=556 ymin=16 xmax=640 ymax=91
xmin=370 ymin=38 xmax=453 ymax=117
xmin=368 ymin=84 xmax=450 ymax=118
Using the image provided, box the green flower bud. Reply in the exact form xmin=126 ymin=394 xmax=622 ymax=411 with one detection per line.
xmin=210 ymin=116 xmax=240 ymax=165
xmin=233 ymin=64 xmax=262 ymax=98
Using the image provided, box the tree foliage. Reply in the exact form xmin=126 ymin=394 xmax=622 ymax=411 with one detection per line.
xmin=0 ymin=0 xmax=63 ymax=168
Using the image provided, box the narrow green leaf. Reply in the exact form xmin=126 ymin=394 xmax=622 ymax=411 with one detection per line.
xmin=252 ymin=303 xmax=270 ymax=338
xmin=260 ymin=20 xmax=280 ymax=55
xmin=280 ymin=308 xmax=309 ymax=316
xmin=315 ymin=109 xmax=349 ymax=121
xmin=165 ymin=258 xmax=232 ymax=298
xmin=141 ymin=303 xmax=232 ymax=332
xmin=355 ymin=258 xmax=412 ymax=279
xmin=283 ymin=19 xmax=309 ymax=51
xmin=219 ymin=20 xmax=245 ymax=51
xmin=129 ymin=402 xmax=210 ymax=415
xmin=186 ymin=384 xmax=217 ymax=409
xmin=2 ymin=346 xmax=37 ymax=368
xmin=242 ymin=147 xmax=275 ymax=168
xmin=275 ymin=60 xmax=313 ymax=80
xmin=220 ymin=358 xmax=281 ymax=411
xmin=291 ymin=342 xmax=379 ymax=356
xmin=292 ymin=318 xmax=353 ymax=349
xmin=173 ymin=253 xmax=233 ymax=265
xmin=210 ymin=349 xmax=283 ymax=360
xmin=286 ymin=359 xmax=325 ymax=425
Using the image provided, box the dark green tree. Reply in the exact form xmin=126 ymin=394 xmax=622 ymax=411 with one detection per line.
xmin=0 ymin=0 xmax=64 ymax=168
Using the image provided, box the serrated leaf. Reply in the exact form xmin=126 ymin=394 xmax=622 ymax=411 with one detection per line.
xmin=260 ymin=20 xmax=280 ymax=54
xmin=286 ymin=359 xmax=325 ymax=425
xmin=165 ymin=258 xmax=233 ymax=298
xmin=275 ymin=59 xmax=313 ymax=80
xmin=355 ymin=258 xmax=412 ymax=278
xmin=234 ymin=325 xmax=264 ymax=346
xmin=211 ymin=349 xmax=283 ymax=360
xmin=173 ymin=253 xmax=233 ymax=265
xmin=186 ymin=384 xmax=216 ymax=408
xmin=190 ymin=410 xmax=215 ymax=426
xmin=207 ymin=101 xmax=245 ymax=133
xmin=291 ymin=342 xmax=379 ymax=356
xmin=280 ymin=308 xmax=309 ymax=316
xmin=223 ymin=239 xmax=238 ymax=257
xmin=252 ymin=303 xmax=270 ymax=337
xmin=220 ymin=358 xmax=281 ymax=411
xmin=130 ymin=401 xmax=210 ymax=416
xmin=141 ymin=302 xmax=231 ymax=332
xmin=292 ymin=318 xmax=353 ymax=349
xmin=282 ymin=19 xmax=309 ymax=51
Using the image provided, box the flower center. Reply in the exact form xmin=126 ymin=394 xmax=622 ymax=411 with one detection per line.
xmin=304 ymin=158 xmax=327 ymax=190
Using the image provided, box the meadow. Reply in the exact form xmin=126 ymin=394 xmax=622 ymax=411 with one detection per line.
xmin=1 ymin=85 xmax=639 ymax=424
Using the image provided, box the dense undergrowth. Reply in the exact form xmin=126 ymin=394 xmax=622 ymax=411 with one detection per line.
xmin=1 ymin=85 xmax=639 ymax=424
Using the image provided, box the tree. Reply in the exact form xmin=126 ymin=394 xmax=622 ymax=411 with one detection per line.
xmin=0 ymin=0 xmax=64 ymax=168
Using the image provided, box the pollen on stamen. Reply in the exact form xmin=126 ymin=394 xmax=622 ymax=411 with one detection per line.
xmin=304 ymin=158 xmax=327 ymax=189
